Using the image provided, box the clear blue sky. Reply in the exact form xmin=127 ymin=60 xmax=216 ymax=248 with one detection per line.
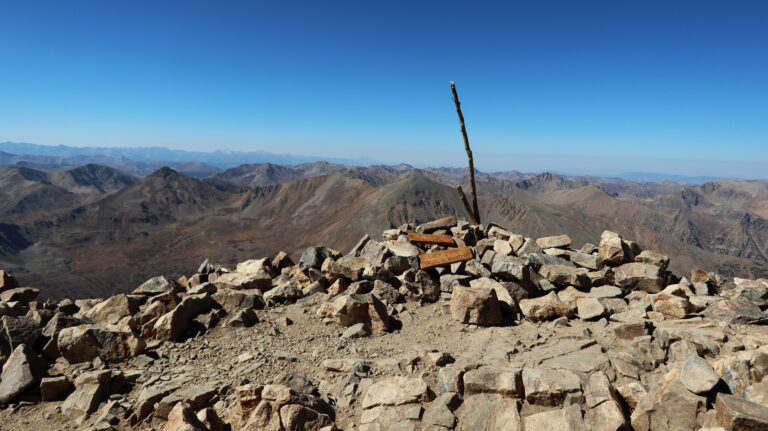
xmin=1 ymin=1 xmax=767 ymax=177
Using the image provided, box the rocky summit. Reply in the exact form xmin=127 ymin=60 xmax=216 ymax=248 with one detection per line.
xmin=0 ymin=218 xmax=768 ymax=431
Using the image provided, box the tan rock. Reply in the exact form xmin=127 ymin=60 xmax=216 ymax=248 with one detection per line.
xmin=449 ymin=285 xmax=502 ymax=326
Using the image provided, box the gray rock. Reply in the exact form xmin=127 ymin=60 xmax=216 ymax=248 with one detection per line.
xmin=299 ymin=246 xmax=331 ymax=270
xmin=491 ymin=255 xmax=528 ymax=281
xmin=540 ymin=264 xmax=590 ymax=287
xmin=577 ymin=297 xmax=607 ymax=320
xmin=416 ymin=216 xmax=456 ymax=233
xmin=133 ymin=276 xmax=180 ymax=296
xmin=681 ymin=355 xmax=721 ymax=395
xmin=570 ymin=252 xmax=602 ymax=270
xmin=342 ymin=323 xmax=371 ymax=339
xmin=702 ymin=299 xmax=767 ymax=324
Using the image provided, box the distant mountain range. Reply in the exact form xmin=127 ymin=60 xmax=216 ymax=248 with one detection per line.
xmin=0 ymin=152 xmax=767 ymax=299
xmin=0 ymin=141 xmax=376 ymax=173
xmin=0 ymin=141 xmax=744 ymax=184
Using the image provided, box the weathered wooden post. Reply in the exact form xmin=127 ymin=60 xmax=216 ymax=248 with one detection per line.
xmin=450 ymin=81 xmax=481 ymax=225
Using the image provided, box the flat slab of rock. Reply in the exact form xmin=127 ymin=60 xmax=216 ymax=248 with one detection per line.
xmin=361 ymin=377 xmax=428 ymax=409
xmin=458 ymin=393 xmax=522 ymax=431
xmin=462 ymin=367 xmax=522 ymax=397
xmin=536 ymin=235 xmax=572 ymax=249
xmin=522 ymin=368 xmax=582 ymax=406
xmin=716 ymin=393 xmax=768 ymax=430
xmin=523 ymin=404 xmax=585 ymax=431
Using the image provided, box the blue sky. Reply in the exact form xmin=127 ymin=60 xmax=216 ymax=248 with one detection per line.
xmin=1 ymin=1 xmax=767 ymax=177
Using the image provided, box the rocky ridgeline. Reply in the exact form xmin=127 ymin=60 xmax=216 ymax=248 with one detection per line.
xmin=1 ymin=216 xmax=768 ymax=430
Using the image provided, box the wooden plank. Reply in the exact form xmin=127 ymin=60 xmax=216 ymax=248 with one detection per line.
xmin=419 ymin=246 xmax=473 ymax=270
xmin=407 ymin=232 xmax=456 ymax=247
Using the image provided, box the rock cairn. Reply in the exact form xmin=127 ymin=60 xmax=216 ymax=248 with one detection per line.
xmin=0 ymin=216 xmax=767 ymax=430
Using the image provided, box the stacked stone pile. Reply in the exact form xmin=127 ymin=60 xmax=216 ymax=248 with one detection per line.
xmin=0 ymin=217 xmax=767 ymax=430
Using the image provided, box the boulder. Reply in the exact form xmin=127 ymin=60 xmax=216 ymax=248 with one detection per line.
xmin=491 ymin=255 xmax=528 ymax=281
xmin=635 ymin=250 xmax=670 ymax=269
xmin=584 ymin=371 xmax=626 ymax=431
xmin=163 ymin=402 xmax=208 ymax=431
xmin=702 ymin=299 xmax=767 ymax=324
xmin=40 ymin=375 xmax=72 ymax=401
xmin=469 ymin=277 xmax=515 ymax=311
xmin=680 ymin=355 xmax=720 ymax=395
xmin=577 ymin=297 xmax=607 ymax=320
xmin=83 ymin=294 xmax=142 ymax=324
xmin=240 ymin=384 xmax=334 ymax=430
xmin=236 ymin=257 xmax=275 ymax=277
xmin=264 ymin=283 xmax=304 ymax=303
xmin=328 ymin=256 xmax=369 ymax=281
xmin=570 ymin=252 xmax=602 ymax=270
xmin=0 ymin=287 xmax=39 ymax=303
xmin=463 ymin=367 xmax=523 ymax=397
xmin=133 ymin=276 xmax=180 ymax=296
xmin=153 ymin=293 xmax=214 ymax=341
xmin=614 ymin=263 xmax=665 ymax=293
xmin=459 ymin=393 xmax=523 ymax=431
xmin=385 ymin=241 xmax=420 ymax=258
xmin=519 ymin=292 xmax=575 ymax=322
xmin=271 ymin=251 xmax=295 ymax=272
xmin=58 ymin=324 xmax=145 ymax=363
xmin=449 ymin=285 xmax=502 ymax=326
xmin=0 ymin=270 xmax=18 ymax=292
xmin=715 ymin=393 xmax=768 ymax=430
xmin=61 ymin=370 xmax=111 ymax=420
xmin=540 ymin=264 xmax=590 ymax=287
xmin=0 ymin=344 xmax=47 ymax=405
xmin=362 ymin=377 xmax=429 ymax=409
xmin=651 ymin=294 xmax=694 ymax=319
xmin=212 ymin=272 xmax=272 ymax=291
xmin=523 ymin=405 xmax=585 ymax=431
xmin=598 ymin=231 xmax=627 ymax=266
xmin=0 ymin=315 xmax=41 ymax=356
xmin=522 ymin=368 xmax=582 ymax=406
xmin=316 ymin=293 xmax=390 ymax=332
xmin=299 ymin=246 xmax=331 ymax=270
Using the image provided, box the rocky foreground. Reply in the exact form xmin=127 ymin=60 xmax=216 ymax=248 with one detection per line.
xmin=1 ymin=217 xmax=768 ymax=430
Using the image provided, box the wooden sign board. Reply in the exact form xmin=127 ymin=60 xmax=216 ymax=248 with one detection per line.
xmin=407 ymin=232 xmax=456 ymax=247
xmin=419 ymin=246 xmax=473 ymax=270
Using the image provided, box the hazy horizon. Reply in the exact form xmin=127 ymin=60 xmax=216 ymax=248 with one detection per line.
xmin=2 ymin=1 xmax=767 ymax=178
xmin=2 ymin=140 xmax=766 ymax=181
